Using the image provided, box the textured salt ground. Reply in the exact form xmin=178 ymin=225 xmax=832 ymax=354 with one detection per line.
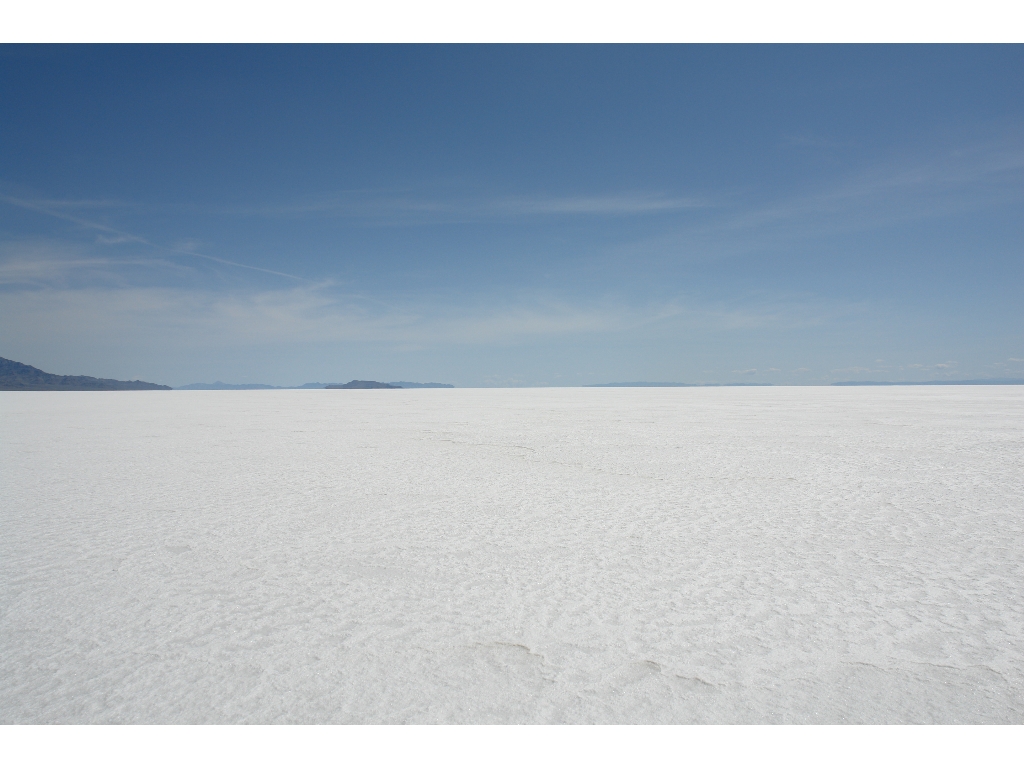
xmin=1 ymin=387 xmax=1022 ymax=724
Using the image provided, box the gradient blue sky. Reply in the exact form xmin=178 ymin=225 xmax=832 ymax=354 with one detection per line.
xmin=1 ymin=44 xmax=1022 ymax=386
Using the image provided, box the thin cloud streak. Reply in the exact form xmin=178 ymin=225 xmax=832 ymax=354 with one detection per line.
xmin=231 ymin=191 xmax=707 ymax=221
xmin=485 ymin=194 xmax=706 ymax=215
xmin=4 ymin=197 xmax=133 ymax=210
xmin=0 ymin=283 xmax=854 ymax=352
xmin=726 ymin=142 xmax=1024 ymax=233
xmin=607 ymin=138 xmax=1024 ymax=266
xmin=0 ymin=255 xmax=189 ymax=287
xmin=0 ymin=286 xmax=623 ymax=349
xmin=0 ymin=195 xmax=308 ymax=282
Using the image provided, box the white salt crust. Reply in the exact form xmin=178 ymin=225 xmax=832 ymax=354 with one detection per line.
xmin=2 ymin=387 xmax=1022 ymax=723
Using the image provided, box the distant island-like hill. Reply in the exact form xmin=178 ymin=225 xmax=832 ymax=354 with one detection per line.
xmin=326 ymin=380 xmax=401 ymax=389
xmin=0 ymin=357 xmax=171 ymax=391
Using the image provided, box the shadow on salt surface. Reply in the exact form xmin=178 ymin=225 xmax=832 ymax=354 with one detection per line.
xmin=389 ymin=647 xmax=728 ymax=725
xmin=582 ymin=660 xmax=721 ymax=724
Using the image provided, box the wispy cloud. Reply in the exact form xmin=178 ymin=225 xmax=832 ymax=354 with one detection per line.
xmin=485 ymin=194 xmax=705 ymax=216
xmin=897 ymin=361 xmax=962 ymax=375
xmin=30 ymin=199 xmax=131 ymax=210
xmin=0 ymin=194 xmax=307 ymax=281
xmin=727 ymin=140 xmax=1024 ymax=234
xmin=0 ymin=239 xmax=192 ymax=288
xmin=0 ymin=255 xmax=179 ymax=287
xmin=234 ymin=191 xmax=706 ymax=222
xmin=611 ymin=137 xmax=1024 ymax=267
xmin=1 ymin=194 xmax=148 ymax=243
xmin=0 ymin=276 xmax=863 ymax=357
xmin=0 ymin=285 xmax=620 ymax=349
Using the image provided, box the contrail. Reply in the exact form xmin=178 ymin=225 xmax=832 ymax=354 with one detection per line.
xmin=1 ymin=195 xmax=308 ymax=282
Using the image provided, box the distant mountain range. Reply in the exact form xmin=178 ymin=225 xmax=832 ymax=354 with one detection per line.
xmin=326 ymin=380 xmax=401 ymax=389
xmin=0 ymin=357 xmax=171 ymax=391
xmin=1 ymin=358 xmax=459 ymax=391
xmin=12 ymin=357 xmax=1016 ymax=392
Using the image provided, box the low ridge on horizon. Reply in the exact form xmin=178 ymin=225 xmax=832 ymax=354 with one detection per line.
xmin=587 ymin=381 xmax=774 ymax=387
xmin=831 ymin=378 xmax=1024 ymax=386
xmin=0 ymin=356 xmax=170 ymax=391
xmin=177 ymin=380 xmax=454 ymax=390
xmin=6 ymin=357 xmax=1021 ymax=392
xmin=326 ymin=380 xmax=402 ymax=389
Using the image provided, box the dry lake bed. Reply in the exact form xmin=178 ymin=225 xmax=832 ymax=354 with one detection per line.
xmin=2 ymin=386 xmax=1022 ymax=723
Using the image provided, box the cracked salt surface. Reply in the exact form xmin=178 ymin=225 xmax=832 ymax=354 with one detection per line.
xmin=2 ymin=387 xmax=1022 ymax=723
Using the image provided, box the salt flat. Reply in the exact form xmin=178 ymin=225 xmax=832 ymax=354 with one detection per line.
xmin=2 ymin=387 xmax=1022 ymax=723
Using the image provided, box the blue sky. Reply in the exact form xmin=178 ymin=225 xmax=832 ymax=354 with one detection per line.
xmin=1 ymin=44 xmax=1022 ymax=386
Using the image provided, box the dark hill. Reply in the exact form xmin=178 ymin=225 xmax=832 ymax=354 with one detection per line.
xmin=326 ymin=380 xmax=402 ymax=389
xmin=0 ymin=357 xmax=171 ymax=391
